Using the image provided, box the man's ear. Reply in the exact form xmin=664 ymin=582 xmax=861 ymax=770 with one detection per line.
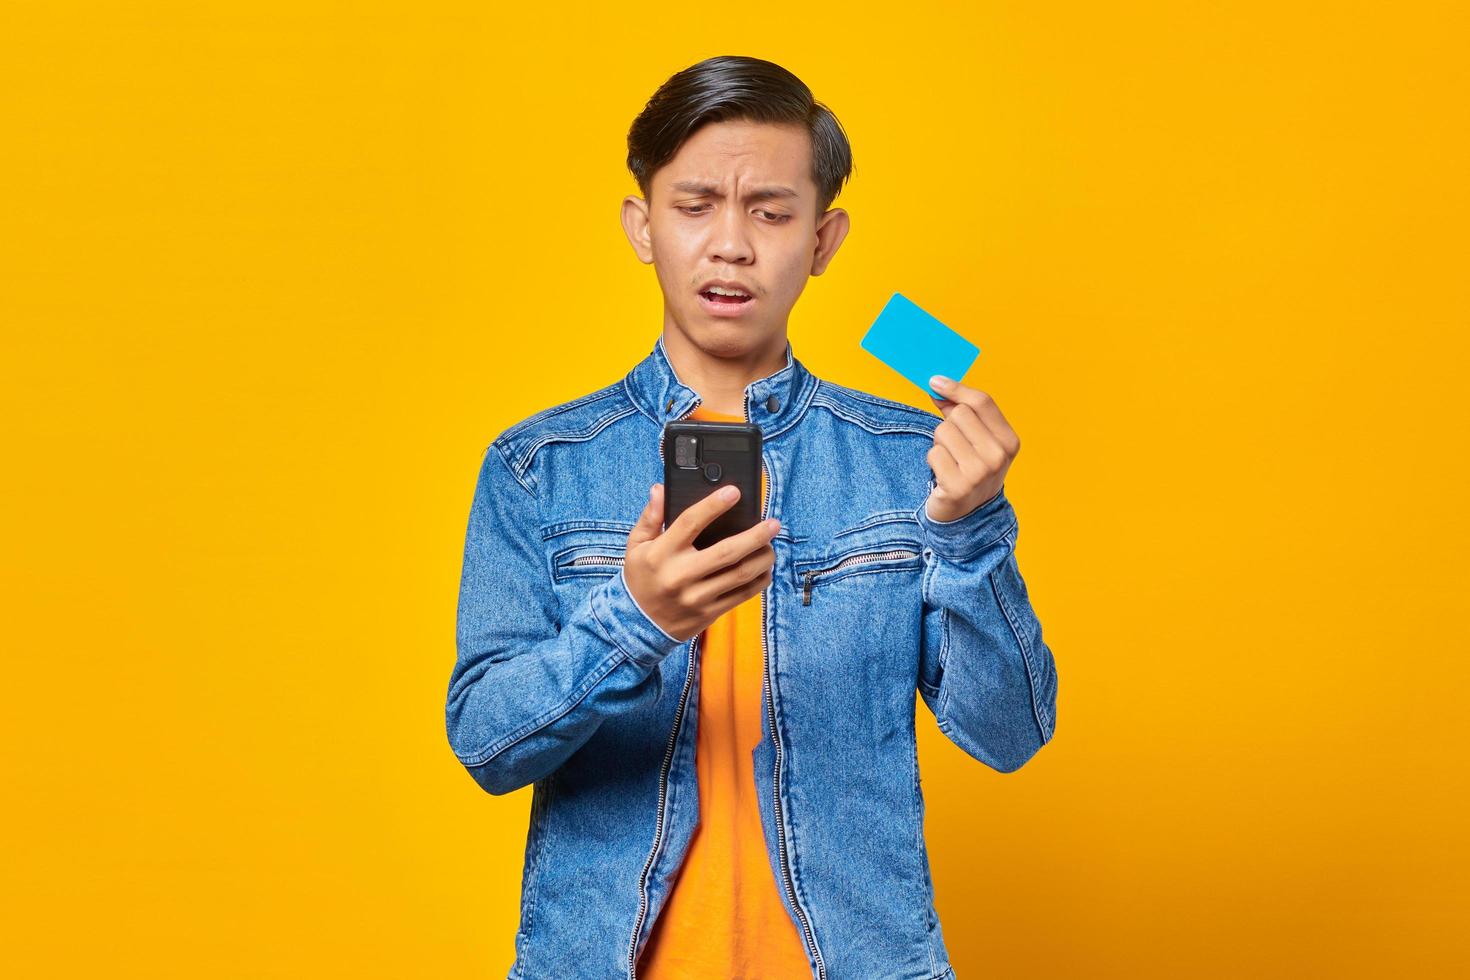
xmin=811 ymin=207 xmax=850 ymax=276
xmin=621 ymin=195 xmax=654 ymax=264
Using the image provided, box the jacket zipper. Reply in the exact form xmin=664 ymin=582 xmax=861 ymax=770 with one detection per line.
xmin=801 ymin=548 xmax=921 ymax=605
xmin=626 ymin=631 xmax=701 ymax=978
xmin=627 ymin=394 xmax=701 ymax=979
xmin=750 ymin=393 xmax=828 ymax=980
xmin=628 ymin=391 xmax=826 ymax=978
xmin=563 ymin=554 xmax=625 ymax=569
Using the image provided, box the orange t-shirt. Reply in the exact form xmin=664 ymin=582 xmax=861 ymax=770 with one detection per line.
xmin=637 ymin=404 xmax=811 ymax=979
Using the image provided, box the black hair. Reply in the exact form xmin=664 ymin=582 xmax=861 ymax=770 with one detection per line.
xmin=626 ymin=55 xmax=855 ymax=216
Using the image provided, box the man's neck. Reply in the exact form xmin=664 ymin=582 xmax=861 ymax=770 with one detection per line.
xmin=661 ymin=328 xmax=788 ymax=417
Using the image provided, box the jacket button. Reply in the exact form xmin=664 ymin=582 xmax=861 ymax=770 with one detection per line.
xmin=766 ymin=394 xmax=779 ymax=412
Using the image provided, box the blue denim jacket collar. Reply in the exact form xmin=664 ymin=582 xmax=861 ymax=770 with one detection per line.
xmin=623 ymin=332 xmax=815 ymax=440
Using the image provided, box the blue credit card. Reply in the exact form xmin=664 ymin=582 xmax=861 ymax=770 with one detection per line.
xmin=860 ymin=292 xmax=979 ymax=398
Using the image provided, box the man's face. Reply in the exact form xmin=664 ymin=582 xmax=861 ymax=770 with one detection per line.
xmin=621 ymin=118 xmax=849 ymax=360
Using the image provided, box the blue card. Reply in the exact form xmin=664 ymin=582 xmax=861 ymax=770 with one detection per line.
xmin=859 ymin=292 xmax=980 ymax=398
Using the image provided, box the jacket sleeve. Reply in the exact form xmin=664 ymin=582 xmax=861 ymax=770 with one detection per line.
xmin=912 ymin=483 xmax=1058 ymax=773
xmin=445 ymin=438 xmax=687 ymax=795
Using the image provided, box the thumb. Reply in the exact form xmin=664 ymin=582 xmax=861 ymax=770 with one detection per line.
xmin=626 ymin=483 xmax=665 ymax=549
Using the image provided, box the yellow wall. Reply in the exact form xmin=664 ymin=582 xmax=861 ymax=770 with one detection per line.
xmin=5 ymin=3 xmax=1466 ymax=976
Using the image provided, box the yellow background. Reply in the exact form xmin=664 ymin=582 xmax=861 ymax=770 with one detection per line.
xmin=5 ymin=2 xmax=1467 ymax=976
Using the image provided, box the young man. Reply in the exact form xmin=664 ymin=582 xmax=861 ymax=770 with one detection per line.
xmin=446 ymin=55 xmax=1058 ymax=980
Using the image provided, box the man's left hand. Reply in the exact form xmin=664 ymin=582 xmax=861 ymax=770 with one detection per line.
xmin=923 ymin=375 xmax=1021 ymax=523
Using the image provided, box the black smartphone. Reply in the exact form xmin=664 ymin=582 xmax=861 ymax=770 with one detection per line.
xmin=662 ymin=419 xmax=764 ymax=550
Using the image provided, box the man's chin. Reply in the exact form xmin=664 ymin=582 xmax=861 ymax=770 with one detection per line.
xmin=695 ymin=325 xmax=785 ymax=360
xmin=666 ymin=303 xmax=787 ymax=352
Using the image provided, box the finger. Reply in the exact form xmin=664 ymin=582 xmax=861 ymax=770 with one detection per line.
xmin=942 ymin=393 xmax=1002 ymax=445
xmin=706 ymin=552 xmax=776 ymax=611
xmin=627 ymin=483 xmax=665 ymax=548
xmin=930 ymin=378 xmax=1020 ymax=454
xmin=935 ymin=421 xmax=1004 ymax=491
xmin=934 ymin=421 xmax=983 ymax=483
xmin=666 ymin=482 xmax=743 ymax=550
xmin=940 ymin=407 xmax=1010 ymax=473
xmin=926 ymin=443 xmax=964 ymax=499
xmin=688 ymin=511 xmax=780 ymax=577
xmin=689 ymin=543 xmax=775 ymax=607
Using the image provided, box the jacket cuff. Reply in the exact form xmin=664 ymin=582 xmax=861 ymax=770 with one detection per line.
xmin=589 ymin=565 xmax=688 ymax=668
xmin=914 ymin=484 xmax=1016 ymax=562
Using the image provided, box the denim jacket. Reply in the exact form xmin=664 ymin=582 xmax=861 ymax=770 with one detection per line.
xmin=446 ymin=335 xmax=1059 ymax=979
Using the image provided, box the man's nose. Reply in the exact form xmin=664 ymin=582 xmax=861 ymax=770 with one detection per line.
xmin=708 ymin=206 xmax=754 ymax=265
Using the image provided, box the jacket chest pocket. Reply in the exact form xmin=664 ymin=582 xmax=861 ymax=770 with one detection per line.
xmin=544 ymin=521 xmax=634 ymax=594
xmin=553 ymin=543 xmax=627 ymax=580
xmin=792 ymin=513 xmax=925 ymax=606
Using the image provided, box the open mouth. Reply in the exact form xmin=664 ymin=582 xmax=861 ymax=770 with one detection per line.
xmin=699 ymin=288 xmax=754 ymax=307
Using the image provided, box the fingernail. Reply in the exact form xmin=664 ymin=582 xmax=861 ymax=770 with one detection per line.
xmin=721 ymin=485 xmax=739 ymax=500
xmin=930 ymin=375 xmax=952 ymax=389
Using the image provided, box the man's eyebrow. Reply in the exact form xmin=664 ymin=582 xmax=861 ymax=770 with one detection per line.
xmin=669 ymin=180 xmax=800 ymax=200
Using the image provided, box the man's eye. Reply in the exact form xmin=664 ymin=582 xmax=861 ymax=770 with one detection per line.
xmin=677 ymin=205 xmax=788 ymax=223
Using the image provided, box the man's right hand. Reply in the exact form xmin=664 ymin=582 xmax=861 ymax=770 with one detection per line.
xmin=622 ymin=483 xmax=779 ymax=642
